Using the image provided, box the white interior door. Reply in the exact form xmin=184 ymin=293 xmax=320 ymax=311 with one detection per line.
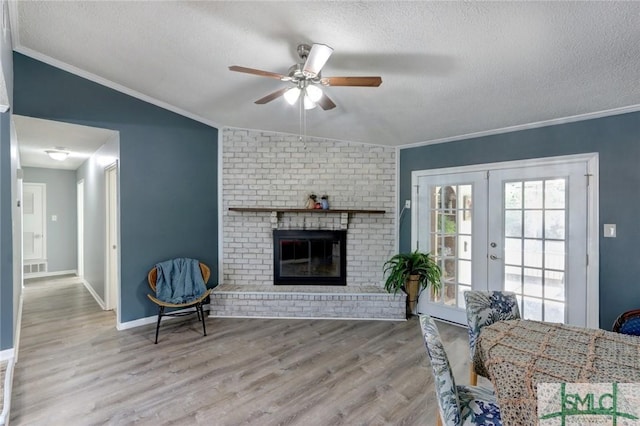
xmin=23 ymin=183 xmax=46 ymax=262
xmin=413 ymin=156 xmax=594 ymax=327
xmin=105 ymin=164 xmax=118 ymax=312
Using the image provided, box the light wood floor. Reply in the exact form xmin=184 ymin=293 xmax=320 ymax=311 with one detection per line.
xmin=10 ymin=276 xmax=477 ymax=426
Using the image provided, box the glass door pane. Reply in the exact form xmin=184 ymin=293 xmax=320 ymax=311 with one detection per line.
xmin=414 ymin=171 xmax=487 ymax=324
xmin=487 ymin=162 xmax=588 ymax=327
xmin=502 ymin=178 xmax=567 ymax=322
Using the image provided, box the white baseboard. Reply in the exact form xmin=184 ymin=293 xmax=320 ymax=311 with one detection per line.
xmin=208 ymin=314 xmax=405 ymax=322
xmin=0 ymin=357 xmax=14 ymax=426
xmin=13 ymin=292 xmax=24 ymax=363
xmin=0 ymin=349 xmax=14 ymax=362
xmin=24 ymin=269 xmax=77 ymax=279
xmin=117 ymin=304 xmax=211 ymax=330
xmin=81 ymin=279 xmax=106 ymax=310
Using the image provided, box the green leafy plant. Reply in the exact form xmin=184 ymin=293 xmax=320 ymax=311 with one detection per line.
xmin=437 ymin=215 xmax=457 ymax=234
xmin=383 ymin=251 xmax=442 ymax=295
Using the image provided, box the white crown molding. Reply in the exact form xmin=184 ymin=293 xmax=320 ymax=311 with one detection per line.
xmin=13 ymin=46 xmax=222 ymax=130
xmin=399 ymin=104 xmax=640 ymax=150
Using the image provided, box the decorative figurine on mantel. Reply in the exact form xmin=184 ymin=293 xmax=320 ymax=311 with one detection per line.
xmin=306 ymin=194 xmax=318 ymax=209
xmin=321 ymin=195 xmax=329 ymax=210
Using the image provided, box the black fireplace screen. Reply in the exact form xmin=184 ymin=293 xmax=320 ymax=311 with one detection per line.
xmin=273 ymin=230 xmax=347 ymax=285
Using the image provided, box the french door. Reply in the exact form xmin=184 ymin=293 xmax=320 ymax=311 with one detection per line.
xmin=412 ymin=156 xmax=596 ymax=327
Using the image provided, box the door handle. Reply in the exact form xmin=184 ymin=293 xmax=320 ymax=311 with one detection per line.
xmin=490 ymin=254 xmax=501 ymax=260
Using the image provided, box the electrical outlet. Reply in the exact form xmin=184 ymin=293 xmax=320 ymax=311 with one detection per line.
xmin=405 ymin=200 xmax=411 ymax=209
xmin=604 ymin=224 xmax=616 ymax=238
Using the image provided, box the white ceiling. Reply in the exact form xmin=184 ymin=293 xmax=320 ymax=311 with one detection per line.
xmin=14 ymin=115 xmax=116 ymax=170
xmin=9 ymin=1 xmax=640 ymax=147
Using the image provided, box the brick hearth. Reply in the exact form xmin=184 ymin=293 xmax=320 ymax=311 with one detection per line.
xmin=210 ymin=284 xmax=406 ymax=320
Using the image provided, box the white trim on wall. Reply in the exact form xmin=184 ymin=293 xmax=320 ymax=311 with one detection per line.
xmin=394 ymin=146 xmax=401 ymax=254
xmin=399 ymin=105 xmax=640 ymax=150
xmin=22 ymin=269 xmax=76 ymax=279
xmin=0 ymin=348 xmax=13 ymax=362
xmin=585 ymin=155 xmax=599 ymax=329
xmin=217 ymin=129 xmax=224 ymax=287
xmin=0 ymin=358 xmax=14 ymax=425
xmin=82 ymin=278 xmax=105 ymax=310
xmin=116 ymin=304 xmax=212 ymax=331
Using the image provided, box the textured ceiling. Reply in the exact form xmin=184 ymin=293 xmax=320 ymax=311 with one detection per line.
xmin=15 ymin=115 xmax=116 ymax=170
xmin=10 ymin=1 xmax=640 ymax=147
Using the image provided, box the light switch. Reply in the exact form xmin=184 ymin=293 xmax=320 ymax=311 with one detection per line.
xmin=604 ymin=224 xmax=616 ymax=238
xmin=51 ymin=215 xmax=57 ymax=222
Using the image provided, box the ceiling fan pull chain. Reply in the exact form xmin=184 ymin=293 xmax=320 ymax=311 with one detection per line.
xmin=299 ymin=97 xmax=303 ymax=143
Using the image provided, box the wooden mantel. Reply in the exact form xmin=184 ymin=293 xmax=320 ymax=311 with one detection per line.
xmin=228 ymin=207 xmax=386 ymax=229
xmin=228 ymin=207 xmax=386 ymax=214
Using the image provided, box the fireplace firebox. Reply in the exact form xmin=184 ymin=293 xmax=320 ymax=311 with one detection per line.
xmin=273 ymin=230 xmax=347 ymax=285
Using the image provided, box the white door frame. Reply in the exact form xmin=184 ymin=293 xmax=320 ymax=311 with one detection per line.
xmin=77 ymin=179 xmax=84 ymax=278
xmin=411 ymin=153 xmax=599 ymax=328
xmin=105 ymin=163 xmax=119 ymax=316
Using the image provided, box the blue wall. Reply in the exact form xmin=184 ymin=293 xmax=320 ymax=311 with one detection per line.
xmin=399 ymin=112 xmax=640 ymax=330
xmin=13 ymin=53 xmax=219 ymax=323
xmin=0 ymin=110 xmax=13 ymax=350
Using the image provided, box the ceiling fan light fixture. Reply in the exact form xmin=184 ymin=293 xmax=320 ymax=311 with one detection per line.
xmin=303 ymin=96 xmax=317 ymax=110
xmin=302 ymin=43 xmax=333 ymax=78
xmin=284 ymin=87 xmax=301 ymax=105
xmin=305 ymin=85 xmax=323 ymax=103
xmin=45 ymin=149 xmax=70 ymax=161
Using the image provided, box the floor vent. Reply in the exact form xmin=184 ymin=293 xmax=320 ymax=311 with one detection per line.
xmin=24 ymin=262 xmax=48 ymax=275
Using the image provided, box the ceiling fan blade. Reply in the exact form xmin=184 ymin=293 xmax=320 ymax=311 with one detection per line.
xmin=229 ymin=65 xmax=288 ymax=80
xmin=316 ymin=93 xmax=336 ymax=111
xmin=320 ymin=76 xmax=382 ymax=87
xmin=303 ymin=43 xmax=333 ymax=78
xmin=254 ymin=87 xmax=289 ymax=104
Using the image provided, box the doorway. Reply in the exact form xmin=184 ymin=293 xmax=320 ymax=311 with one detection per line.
xmin=23 ymin=182 xmax=47 ymax=275
xmin=77 ymin=179 xmax=84 ymax=278
xmin=412 ymin=154 xmax=598 ymax=327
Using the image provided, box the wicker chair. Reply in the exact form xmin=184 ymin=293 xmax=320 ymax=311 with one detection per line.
xmin=419 ymin=315 xmax=502 ymax=426
xmin=612 ymin=309 xmax=640 ymax=335
xmin=147 ymin=261 xmax=211 ymax=344
xmin=463 ymin=291 xmax=520 ymax=386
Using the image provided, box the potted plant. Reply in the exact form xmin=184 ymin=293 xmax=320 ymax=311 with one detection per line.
xmin=383 ymin=251 xmax=442 ymax=317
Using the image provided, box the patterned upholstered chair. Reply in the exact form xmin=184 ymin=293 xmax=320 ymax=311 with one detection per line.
xmin=612 ymin=309 xmax=640 ymax=335
xmin=463 ymin=291 xmax=520 ymax=386
xmin=419 ymin=315 xmax=502 ymax=426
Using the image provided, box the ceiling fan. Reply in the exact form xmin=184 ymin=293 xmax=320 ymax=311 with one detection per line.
xmin=229 ymin=43 xmax=382 ymax=111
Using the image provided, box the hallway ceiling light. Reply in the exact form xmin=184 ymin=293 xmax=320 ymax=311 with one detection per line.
xmin=45 ymin=148 xmax=70 ymax=161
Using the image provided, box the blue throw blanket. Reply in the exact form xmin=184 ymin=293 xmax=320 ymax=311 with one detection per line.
xmin=155 ymin=258 xmax=207 ymax=304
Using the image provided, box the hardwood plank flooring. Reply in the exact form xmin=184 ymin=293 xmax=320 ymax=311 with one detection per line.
xmin=0 ymin=359 xmax=6 ymax=412
xmin=10 ymin=276 xmax=477 ymax=426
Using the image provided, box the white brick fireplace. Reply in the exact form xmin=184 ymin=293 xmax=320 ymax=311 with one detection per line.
xmin=212 ymin=128 xmax=405 ymax=320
